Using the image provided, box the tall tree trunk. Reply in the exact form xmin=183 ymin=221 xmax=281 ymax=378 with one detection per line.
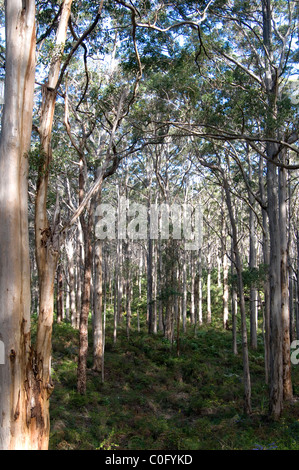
xmin=76 ymin=222 xmax=84 ymax=329
xmin=267 ymin=146 xmax=283 ymax=418
xmin=279 ymin=159 xmax=293 ymax=400
xmin=259 ymin=156 xmax=271 ymax=384
xmin=224 ymin=175 xmax=252 ymax=415
xmin=263 ymin=0 xmax=284 ymax=420
xmin=197 ymin=247 xmax=203 ymax=326
xmin=152 ymin=239 xmax=158 ymax=334
xmin=206 ymin=249 xmax=212 ymax=324
xmin=0 ymin=0 xmax=36 ymax=449
xmin=56 ymin=263 xmax=64 ymax=323
xmin=182 ymin=249 xmax=187 ymax=332
xmin=77 ymin=199 xmax=94 ymax=394
xmin=34 ymin=0 xmax=73 ymax=444
xmin=231 ymin=244 xmax=238 ymax=356
xmin=248 ymin=156 xmax=258 ymax=349
xmin=93 ymin=186 xmax=103 ymax=371
xmin=65 ymin=237 xmax=77 ymax=328
xmin=190 ymin=252 xmax=195 ymax=325
xmin=126 ymin=241 xmax=132 ymax=339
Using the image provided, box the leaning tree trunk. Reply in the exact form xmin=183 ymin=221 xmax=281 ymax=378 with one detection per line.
xmin=0 ymin=0 xmax=36 ymax=450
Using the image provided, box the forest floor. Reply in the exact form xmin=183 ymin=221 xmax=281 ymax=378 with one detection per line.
xmin=48 ymin=315 xmax=299 ymax=450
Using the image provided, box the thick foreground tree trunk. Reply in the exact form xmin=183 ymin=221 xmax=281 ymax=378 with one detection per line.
xmin=0 ymin=0 xmax=36 ymax=449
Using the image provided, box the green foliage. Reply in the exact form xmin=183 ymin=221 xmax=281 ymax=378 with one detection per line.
xmin=48 ymin=314 xmax=299 ymax=450
xmin=229 ymin=264 xmax=268 ymax=292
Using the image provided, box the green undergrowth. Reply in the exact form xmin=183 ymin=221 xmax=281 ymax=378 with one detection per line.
xmin=49 ymin=318 xmax=299 ymax=450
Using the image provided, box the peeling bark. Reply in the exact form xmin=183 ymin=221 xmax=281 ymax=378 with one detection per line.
xmin=0 ymin=0 xmax=36 ymax=450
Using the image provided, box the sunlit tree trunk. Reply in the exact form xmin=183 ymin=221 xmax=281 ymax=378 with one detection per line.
xmin=279 ymin=159 xmax=292 ymax=401
xmin=93 ymin=186 xmax=103 ymax=371
xmin=34 ymin=0 xmax=73 ymax=442
xmin=0 ymin=0 xmax=37 ymax=449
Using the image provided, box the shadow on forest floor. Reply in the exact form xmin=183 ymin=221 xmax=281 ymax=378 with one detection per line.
xmin=48 ymin=318 xmax=299 ymax=450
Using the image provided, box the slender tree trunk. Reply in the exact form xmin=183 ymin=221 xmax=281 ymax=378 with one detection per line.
xmin=198 ymin=248 xmax=203 ymax=325
xmin=56 ymin=263 xmax=64 ymax=323
xmin=102 ymin=262 xmax=107 ymax=383
xmin=190 ymin=252 xmax=195 ymax=325
xmin=137 ymin=253 xmax=143 ymax=332
xmin=76 ymin=222 xmax=84 ymax=329
xmin=126 ymin=241 xmax=132 ymax=339
xmin=259 ymin=156 xmax=271 ymax=384
xmin=77 ymin=199 xmax=94 ymax=394
xmin=248 ymin=156 xmax=258 ymax=349
xmin=66 ymin=237 xmax=77 ymax=328
xmin=33 ymin=0 xmax=73 ymax=445
xmin=93 ymin=186 xmax=103 ymax=371
xmin=182 ymin=249 xmax=187 ymax=331
xmin=224 ymin=176 xmax=251 ymax=415
xmin=207 ymin=250 xmax=212 ymax=324
xmin=153 ymin=240 xmax=158 ymax=334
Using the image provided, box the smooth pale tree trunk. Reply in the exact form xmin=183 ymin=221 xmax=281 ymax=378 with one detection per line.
xmin=248 ymin=157 xmax=258 ymax=350
xmin=93 ymin=237 xmax=103 ymax=370
xmin=101 ymin=263 xmax=107 ymax=383
xmin=77 ymin=149 xmax=96 ymax=394
xmin=77 ymin=198 xmax=94 ymax=394
xmin=217 ymin=255 xmax=222 ymax=289
xmin=224 ymin=176 xmax=252 ymax=415
xmin=65 ymin=237 xmax=77 ymax=327
xmin=147 ymin=168 xmax=154 ymax=334
xmin=182 ymin=249 xmax=187 ymax=332
xmin=223 ymin=252 xmax=229 ymax=330
xmin=0 ymin=0 xmax=36 ymax=450
xmin=76 ymin=222 xmax=84 ymax=329
xmin=65 ymin=276 xmax=70 ymax=322
xmin=93 ymin=186 xmax=103 ymax=371
xmin=259 ymin=156 xmax=271 ymax=384
xmin=230 ymin=235 xmax=238 ymax=355
xmin=33 ymin=0 xmax=73 ymax=444
xmin=190 ymin=252 xmax=195 ymax=325
xmin=207 ymin=250 xmax=212 ymax=324
xmin=137 ymin=253 xmax=143 ymax=332
xmin=56 ymin=263 xmax=64 ymax=323
xmin=113 ymin=268 xmax=118 ymax=343
xmin=126 ymin=241 xmax=132 ymax=339
xmin=221 ymin=197 xmax=229 ymax=330
xmin=115 ymin=189 xmax=123 ymax=339
xmin=147 ymin=233 xmax=154 ymax=333
xmin=198 ymin=248 xmax=203 ymax=325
